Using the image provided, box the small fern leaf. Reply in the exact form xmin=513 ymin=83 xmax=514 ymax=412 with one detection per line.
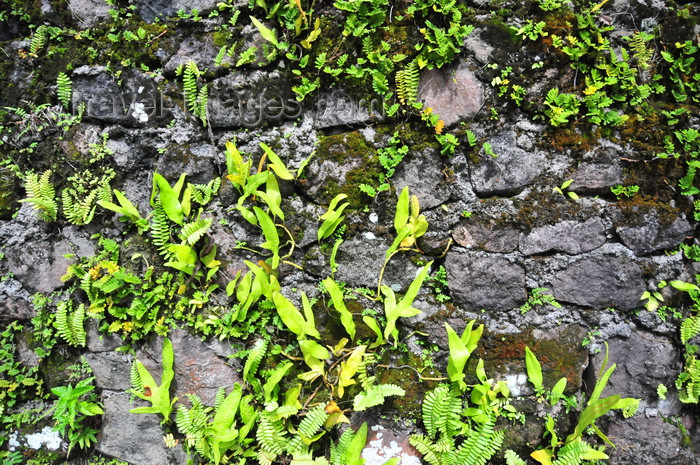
xmin=243 ymin=339 xmax=267 ymax=385
xmin=409 ymin=434 xmax=442 ymax=465
xmin=179 ymin=218 xmax=212 ymax=246
xmin=681 ymin=315 xmax=700 ymax=344
xmin=57 ymin=72 xmax=72 ymax=108
xmin=504 ymin=450 xmax=528 ymax=465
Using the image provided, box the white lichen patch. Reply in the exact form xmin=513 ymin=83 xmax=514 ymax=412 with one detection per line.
xmin=362 ymin=425 xmax=421 ymax=465
xmin=9 ymin=426 xmax=62 ymax=451
xmin=505 ymin=372 xmax=529 ymax=397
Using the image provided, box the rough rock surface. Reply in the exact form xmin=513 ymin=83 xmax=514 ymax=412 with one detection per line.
xmin=550 ymin=253 xmax=645 ymax=311
xmin=470 ymin=130 xmax=546 ymax=196
xmin=445 ymin=251 xmax=526 ymax=311
xmin=418 ymin=60 xmax=484 ymax=127
xmin=520 ymin=217 xmax=606 ymax=255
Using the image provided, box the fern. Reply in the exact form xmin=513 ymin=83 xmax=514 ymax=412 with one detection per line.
xmin=288 ymin=404 xmax=328 ymax=453
xmin=504 ymin=450 xmax=528 ymax=465
xmin=677 ymin=356 xmax=700 ymax=403
xmin=55 ymin=301 xmax=87 ymax=347
xmin=179 ymin=218 xmax=213 ymax=246
xmin=190 ymin=178 xmax=221 ymax=205
xmin=243 ymin=339 xmax=267 ymax=387
xmin=62 ymin=169 xmax=115 ymax=225
xmin=150 ymin=201 xmax=174 ymax=257
xmin=330 ymin=423 xmax=367 ymax=465
xmin=20 ymin=170 xmax=58 ymax=221
xmin=553 ymin=440 xmax=596 ymax=465
xmin=681 ymin=315 xmax=700 ymax=343
xmin=353 ymin=383 xmax=405 ymax=411
xmin=396 ymin=60 xmax=420 ymax=105
xmin=182 ymin=61 xmax=208 ymax=126
xmin=627 ymin=31 xmax=654 ymax=72
xmin=57 ymin=72 xmax=72 ymax=108
xmin=409 ymin=434 xmax=444 ymax=465
xmin=257 ymin=410 xmax=287 ymax=458
xmin=453 ymin=420 xmax=503 ymax=465
xmin=30 ymin=25 xmax=48 ymax=56
xmin=422 ymin=385 xmax=462 ymax=440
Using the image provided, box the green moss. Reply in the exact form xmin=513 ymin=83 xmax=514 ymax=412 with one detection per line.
xmin=314 ymin=131 xmax=382 ymax=208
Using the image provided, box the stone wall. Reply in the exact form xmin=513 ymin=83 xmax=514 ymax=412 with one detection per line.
xmin=0 ymin=1 xmax=698 ymax=464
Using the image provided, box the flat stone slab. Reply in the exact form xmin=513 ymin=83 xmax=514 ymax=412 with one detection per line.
xmin=520 ymin=217 xmax=606 ymax=255
xmin=417 ymin=60 xmax=483 ymax=127
xmin=551 ymin=254 xmax=644 ymax=310
xmin=470 ymin=131 xmax=546 ymax=196
xmin=445 ymin=251 xmax=526 ymax=311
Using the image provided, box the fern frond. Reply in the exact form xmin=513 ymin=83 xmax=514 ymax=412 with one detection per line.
xmin=454 ymin=420 xmax=503 ymax=465
xmin=184 ymin=61 xmax=201 ymax=114
xmin=150 ymin=201 xmax=173 ymax=257
xmin=396 ymin=60 xmax=420 ymax=105
xmin=130 ymin=360 xmax=143 ymax=393
xmin=30 ymin=25 xmax=48 ymax=56
xmin=197 ymin=85 xmax=208 ymax=126
xmin=353 ymin=383 xmax=405 ymax=411
xmin=681 ymin=315 xmax=700 ymax=344
xmin=57 ymin=72 xmax=72 ymax=108
xmin=190 ymin=178 xmax=221 ymax=205
xmin=422 ymin=385 xmax=462 ymax=440
xmin=20 ymin=171 xmax=57 ymax=221
xmin=553 ymin=440 xmax=594 ymax=465
xmin=504 ymin=450 xmax=528 ymax=465
xmin=288 ymin=405 xmax=328 ymax=453
xmin=409 ymin=434 xmax=443 ymax=465
xmin=54 ymin=301 xmax=86 ymax=347
xmin=179 ymin=218 xmax=213 ymax=246
xmin=243 ymin=339 xmax=267 ymax=385
xmin=257 ymin=411 xmax=287 ymax=456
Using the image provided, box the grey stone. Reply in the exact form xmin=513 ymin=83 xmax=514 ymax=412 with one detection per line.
xmin=335 ymin=236 xmax=423 ymax=291
xmin=417 ymin=60 xmax=483 ymax=127
xmin=590 ymin=335 xmax=682 ymax=413
xmin=164 ymin=36 xmax=223 ymax=74
xmin=551 ymin=254 xmax=645 ymax=310
xmin=520 ymin=217 xmax=606 ymax=255
xmin=97 ymin=390 xmax=186 ymax=465
xmin=452 ymin=221 xmax=519 ymax=253
xmin=133 ymin=0 xmax=220 ymax=23
xmin=463 ymin=29 xmax=494 ymax=64
xmin=605 ymin=414 xmax=698 ymax=465
xmin=570 ymin=162 xmax=622 ymax=194
xmin=361 ymin=423 xmax=421 ymax=464
xmin=208 ymin=71 xmax=300 ymax=128
xmin=616 ymin=216 xmax=693 ymax=256
xmin=155 ymin=143 xmax=218 ymax=184
xmin=73 ymin=68 xmax=171 ymax=126
xmin=393 ymin=148 xmax=451 ymax=210
xmin=444 ymin=251 xmax=526 ymax=311
xmin=2 ymin=207 xmax=95 ymax=294
xmin=85 ymin=351 xmax=134 ymax=391
xmin=0 ymin=277 xmax=33 ymax=322
xmin=137 ymin=329 xmax=241 ymax=406
xmin=68 ymin=0 xmax=111 ymax=28
xmin=310 ymin=89 xmax=383 ymax=129
xmin=470 ymin=131 xmax=546 ymax=196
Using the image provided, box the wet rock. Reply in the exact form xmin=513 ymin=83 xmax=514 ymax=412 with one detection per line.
xmin=590 ymin=335 xmax=682 ymax=414
xmin=550 ymin=254 xmax=645 ymax=310
xmin=335 ymin=236 xmax=423 ymax=291
xmin=303 ymin=131 xmax=377 ymax=206
xmin=0 ymin=277 xmax=33 ymax=322
xmin=615 ymin=214 xmax=692 ymax=256
xmin=97 ymin=390 xmax=186 ymax=464
xmin=393 ymin=148 xmax=451 ymax=210
xmin=164 ymin=36 xmax=224 ymax=74
xmin=444 ymin=251 xmax=526 ymax=311
xmin=417 ymin=60 xmax=484 ymax=127
xmin=605 ymin=414 xmax=698 ymax=465
xmin=470 ymin=131 xmax=546 ymax=196
xmin=452 ymin=221 xmax=519 ymax=253
xmin=85 ymin=351 xmax=134 ymax=391
xmin=155 ymin=142 xmax=219 ymax=184
xmin=67 ymin=0 xmax=112 ymax=28
xmin=520 ymin=217 xmax=606 ymax=255
xmin=73 ymin=67 xmax=171 ymax=127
